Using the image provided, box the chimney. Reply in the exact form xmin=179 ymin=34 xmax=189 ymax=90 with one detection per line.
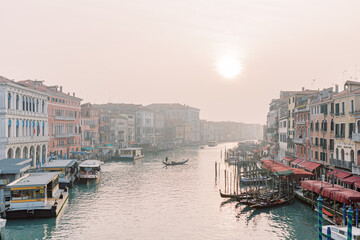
xmin=60 ymin=86 xmax=63 ymax=92
xmin=302 ymin=87 xmax=305 ymax=91
xmin=335 ymin=84 xmax=339 ymax=93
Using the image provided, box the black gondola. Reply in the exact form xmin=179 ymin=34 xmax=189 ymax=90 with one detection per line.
xmin=162 ymin=159 xmax=188 ymax=166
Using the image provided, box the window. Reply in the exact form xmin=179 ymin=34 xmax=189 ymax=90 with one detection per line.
xmin=331 ymin=103 xmax=334 ymax=114
xmin=349 ymin=123 xmax=355 ymax=138
xmin=340 ymin=123 xmax=346 ymax=138
xmin=16 ymin=95 xmax=19 ymax=110
xmin=331 ymin=119 xmax=334 ymax=131
xmin=342 ymin=102 xmax=345 ymax=115
xmin=335 ymin=103 xmax=339 ymax=116
xmin=335 ymin=124 xmax=339 ymax=136
xmin=330 ymin=139 xmax=334 ymax=150
xmin=11 ymin=190 xmax=22 ymax=200
xmin=351 ymin=100 xmax=354 ymax=114
xmin=8 ymin=93 xmax=11 ymax=109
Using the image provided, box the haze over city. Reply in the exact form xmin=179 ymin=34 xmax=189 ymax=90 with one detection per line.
xmin=1 ymin=0 xmax=360 ymax=124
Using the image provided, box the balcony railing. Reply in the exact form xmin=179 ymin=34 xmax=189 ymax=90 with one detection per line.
xmin=293 ymin=137 xmax=305 ymax=145
xmin=296 ymin=120 xmax=306 ymax=125
xmin=7 ymin=136 xmax=49 ymax=144
xmin=55 ymin=133 xmax=78 ymax=138
xmin=330 ymin=158 xmax=352 ymax=170
xmin=352 ymin=132 xmax=360 ymax=142
xmin=54 ymin=115 xmax=76 ymax=121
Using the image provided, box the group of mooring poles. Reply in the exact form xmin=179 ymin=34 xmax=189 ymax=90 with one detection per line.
xmin=318 ymin=195 xmax=359 ymax=240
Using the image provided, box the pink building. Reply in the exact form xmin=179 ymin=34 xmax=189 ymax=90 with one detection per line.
xmin=19 ymin=81 xmax=82 ymax=158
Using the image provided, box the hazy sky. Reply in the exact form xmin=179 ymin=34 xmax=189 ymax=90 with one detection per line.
xmin=1 ymin=0 xmax=360 ymax=124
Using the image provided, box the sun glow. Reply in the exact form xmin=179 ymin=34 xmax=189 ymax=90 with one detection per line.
xmin=216 ymin=55 xmax=242 ymax=79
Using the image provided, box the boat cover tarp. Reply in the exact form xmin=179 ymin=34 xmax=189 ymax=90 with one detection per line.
xmin=291 ymin=158 xmax=305 ymax=166
xmin=262 ymin=159 xmax=313 ymax=177
xmin=342 ymin=175 xmax=360 ymax=185
xmin=327 ymin=169 xmax=352 ymax=180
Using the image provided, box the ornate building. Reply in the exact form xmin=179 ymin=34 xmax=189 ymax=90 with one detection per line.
xmin=0 ymin=76 xmax=49 ymax=166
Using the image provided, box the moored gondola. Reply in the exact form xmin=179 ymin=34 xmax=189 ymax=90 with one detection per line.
xmin=249 ymin=196 xmax=294 ymax=209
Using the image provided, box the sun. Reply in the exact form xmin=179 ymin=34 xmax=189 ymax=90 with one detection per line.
xmin=216 ymin=55 xmax=242 ymax=79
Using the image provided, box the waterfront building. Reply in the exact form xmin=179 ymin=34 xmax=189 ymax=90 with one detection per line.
xmin=294 ymin=99 xmax=311 ymax=160
xmin=278 ymin=114 xmax=288 ymax=162
xmin=0 ymin=77 xmax=49 ymax=166
xmin=80 ymin=103 xmax=100 ymax=150
xmin=19 ymin=80 xmax=82 ymax=159
xmin=135 ymin=107 xmax=155 ymax=145
xmin=110 ymin=112 xmax=135 ymax=148
xmin=309 ymin=88 xmax=335 ymax=166
xmin=332 ymin=81 xmax=360 ymax=173
xmin=146 ymin=103 xmax=200 ymax=144
xmin=98 ymin=110 xmax=111 ymax=145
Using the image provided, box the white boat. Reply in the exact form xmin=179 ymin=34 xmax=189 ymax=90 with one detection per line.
xmin=114 ymin=148 xmax=144 ymax=161
xmin=0 ymin=218 xmax=6 ymax=228
xmin=78 ymin=160 xmax=102 ymax=181
xmin=322 ymin=225 xmax=360 ymax=240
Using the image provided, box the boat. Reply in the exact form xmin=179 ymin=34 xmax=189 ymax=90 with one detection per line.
xmin=112 ymin=148 xmax=144 ymax=161
xmin=42 ymin=159 xmax=78 ymax=188
xmin=162 ymin=159 xmax=188 ymax=166
xmin=219 ymin=189 xmax=239 ymax=198
xmin=0 ymin=218 xmax=6 ymax=228
xmin=78 ymin=160 xmax=102 ymax=181
xmin=322 ymin=225 xmax=360 ymax=240
xmin=208 ymin=141 xmax=217 ymax=147
xmin=249 ymin=196 xmax=294 ymax=209
xmin=5 ymin=172 xmax=69 ymax=219
xmin=240 ymin=176 xmax=271 ymax=183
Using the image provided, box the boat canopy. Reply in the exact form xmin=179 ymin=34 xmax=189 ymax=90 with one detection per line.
xmin=302 ymin=180 xmax=360 ymax=204
xmin=342 ymin=175 xmax=360 ymax=185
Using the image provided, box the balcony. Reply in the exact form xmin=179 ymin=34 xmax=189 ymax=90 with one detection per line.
xmin=54 ymin=116 xmax=76 ymax=121
xmin=296 ymin=120 xmax=306 ymax=125
xmin=335 ymin=134 xmax=345 ymax=139
xmin=7 ymin=136 xmax=49 ymax=144
xmin=55 ymin=133 xmax=78 ymax=138
xmin=352 ymin=132 xmax=360 ymax=142
xmin=330 ymin=158 xmax=352 ymax=170
xmin=293 ymin=137 xmax=305 ymax=145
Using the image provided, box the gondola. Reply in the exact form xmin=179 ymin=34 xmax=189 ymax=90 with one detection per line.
xmin=162 ymin=159 xmax=188 ymax=166
xmin=249 ymin=196 xmax=294 ymax=209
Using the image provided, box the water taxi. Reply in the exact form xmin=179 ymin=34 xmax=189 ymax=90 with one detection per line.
xmin=5 ymin=172 xmax=68 ymax=219
xmin=322 ymin=225 xmax=360 ymax=240
xmin=42 ymin=159 xmax=78 ymax=188
xmin=116 ymin=148 xmax=144 ymax=160
xmin=208 ymin=141 xmax=217 ymax=147
xmin=78 ymin=160 xmax=102 ymax=181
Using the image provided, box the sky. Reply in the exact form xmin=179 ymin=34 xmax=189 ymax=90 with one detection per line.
xmin=1 ymin=0 xmax=360 ymax=124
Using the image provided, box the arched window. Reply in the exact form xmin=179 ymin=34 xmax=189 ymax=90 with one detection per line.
xmin=8 ymin=93 xmax=11 ymax=109
xmin=42 ymin=121 xmax=45 ymax=136
xmin=16 ymin=119 xmax=19 ymax=137
xmin=357 ymin=120 xmax=360 ymax=134
xmin=16 ymin=95 xmax=19 ymax=110
xmin=36 ymin=99 xmax=39 ymax=112
xmin=42 ymin=100 xmax=45 ymax=113
xmin=8 ymin=119 xmax=11 ymax=137
xmin=22 ymin=96 xmax=25 ymax=110
xmin=26 ymin=97 xmax=29 ymax=111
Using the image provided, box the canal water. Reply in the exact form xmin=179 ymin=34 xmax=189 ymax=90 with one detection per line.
xmin=3 ymin=142 xmax=320 ymax=240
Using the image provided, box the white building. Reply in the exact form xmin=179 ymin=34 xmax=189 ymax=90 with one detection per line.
xmin=0 ymin=76 xmax=49 ymax=166
xmin=278 ymin=115 xmax=288 ymax=162
xmin=111 ymin=113 xmax=135 ymax=148
xmin=135 ymin=108 xmax=155 ymax=145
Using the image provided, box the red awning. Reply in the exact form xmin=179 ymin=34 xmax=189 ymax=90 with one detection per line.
xmin=263 ymin=145 xmax=270 ymax=150
xmin=298 ymin=160 xmax=321 ymax=172
xmin=291 ymin=168 xmax=314 ymax=177
xmin=342 ymin=176 xmax=360 ymax=185
xmin=321 ymin=185 xmax=344 ymax=199
xmin=333 ymin=189 xmax=360 ymax=205
xmin=283 ymin=157 xmax=294 ymax=162
xmin=291 ymin=158 xmax=304 ymax=166
xmin=327 ymin=169 xmax=352 ymax=180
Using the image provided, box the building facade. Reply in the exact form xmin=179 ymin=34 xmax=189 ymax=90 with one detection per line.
xmin=0 ymin=77 xmax=49 ymax=166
